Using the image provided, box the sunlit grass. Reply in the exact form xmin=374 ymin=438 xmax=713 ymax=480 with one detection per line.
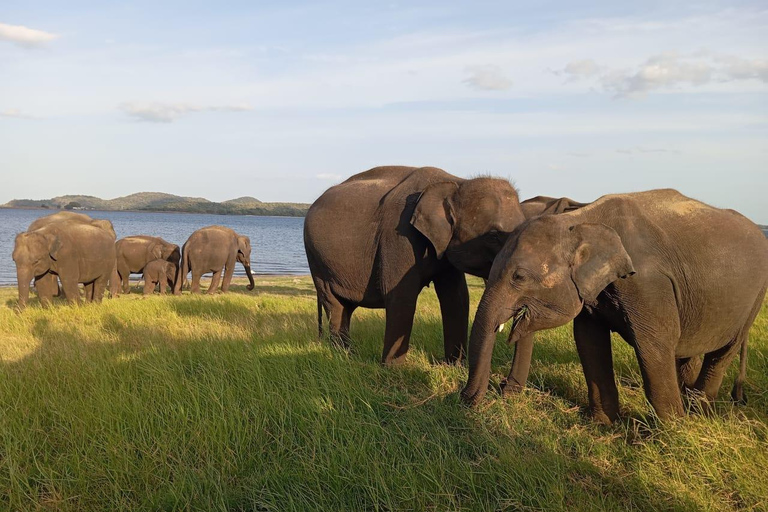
xmin=0 ymin=276 xmax=766 ymax=511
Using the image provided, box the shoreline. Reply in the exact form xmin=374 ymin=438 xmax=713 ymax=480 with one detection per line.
xmin=0 ymin=206 xmax=307 ymax=219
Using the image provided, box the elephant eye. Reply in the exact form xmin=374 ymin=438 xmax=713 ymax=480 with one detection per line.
xmin=512 ymin=269 xmax=529 ymax=283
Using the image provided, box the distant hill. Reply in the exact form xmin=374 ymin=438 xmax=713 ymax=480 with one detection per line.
xmin=2 ymin=192 xmax=310 ymax=217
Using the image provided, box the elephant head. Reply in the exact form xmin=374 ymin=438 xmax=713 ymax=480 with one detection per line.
xmin=461 ymin=217 xmax=635 ymax=406
xmin=236 ymin=235 xmax=255 ymax=291
xmin=12 ymin=230 xmax=62 ymax=308
xmin=410 ymin=177 xmax=525 ymax=278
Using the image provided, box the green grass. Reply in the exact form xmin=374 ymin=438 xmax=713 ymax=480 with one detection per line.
xmin=1 ymin=276 xmax=766 ymax=511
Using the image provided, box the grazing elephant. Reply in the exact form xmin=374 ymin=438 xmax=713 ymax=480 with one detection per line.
xmin=460 ymin=189 xmax=768 ymax=423
xmin=114 ymin=236 xmax=181 ymax=295
xmin=142 ymin=259 xmax=176 ymax=295
xmin=23 ymin=211 xmax=117 ymax=304
xmin=13 ymin=221 xmax=117 ymax=308
xmin=304 ymin=165 xmax=526 ymax=365
xmin=180 ymin=226 xmax=255 ymax=294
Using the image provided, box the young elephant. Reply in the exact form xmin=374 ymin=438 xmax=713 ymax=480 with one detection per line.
xmin=114 ymin=235 xmax=181 ymax=296
xmin=142 ymin=259 xmax=176 ymax=295
xmin=13 ymin=222 xmax=117 ymax=308
xmin=461 ymin=189 xmax=768 ymax=423
xmin=180 ymin=226 xmax=255 ymax=294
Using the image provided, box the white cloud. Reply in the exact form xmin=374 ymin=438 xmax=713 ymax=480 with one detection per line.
xmin=120 ymin=102 xmax=252 ymax=123
xmin=463 ymin=65 xmax=512 ymax=91
xmin=563 ymin=59 xmax=601 ymax=80
xmin=316 ymin=173 xmax=342 ymax=181
xmin=562 ymin=52 xmax=768 ymax=98
xmin=0 ymin=22 xmax=57 ymax=48
xmin=0 ymin=109 xmax=35 ymax=119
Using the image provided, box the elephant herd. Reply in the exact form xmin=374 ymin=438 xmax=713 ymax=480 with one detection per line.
xmin=11 ymin=165 xmax=768 ymax=425
xmin=12 ymin=211 xmax=255 ymax=307
xmin=305 ymin=166 xmax=768 ymax=423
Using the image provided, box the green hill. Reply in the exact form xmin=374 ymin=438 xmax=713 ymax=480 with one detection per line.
xmin=2 ymin=192 xmax=309 ymax=217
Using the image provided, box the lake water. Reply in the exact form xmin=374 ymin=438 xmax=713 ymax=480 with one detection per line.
xmin=0 ymin=209 xmax=309 ymax=286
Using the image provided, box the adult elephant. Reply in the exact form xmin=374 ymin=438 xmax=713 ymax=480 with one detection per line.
xmin=304 ymin=165 xmax=526 ymax=365
xmin=460 ymin=189 xmax=768 ymax=423
xmin=13 ymin=221 xmax=117 ymax=308
xmin=23 ymin=211 xmax=117 ymax=303
xmin=180 ymin=226 xmax=255 ymax=294
xmin=113 ymin=236 xmax=181 ymax=295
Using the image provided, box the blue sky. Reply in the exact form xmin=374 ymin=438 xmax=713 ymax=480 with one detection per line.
xmin=1 ymin=1 xmax=766 ymax=221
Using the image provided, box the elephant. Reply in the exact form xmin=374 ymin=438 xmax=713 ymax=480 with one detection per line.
xmin=180 ymin=226 xmax=255 ymax=294
xmin=142 ymin=259 xmax=177 ymax=295
xmin=460 ymin=189 xmax=768 ymax=423
xmin=22 ymin=211 xmax=117 ymax=304
xmin=304 ymin=165 xmax=526 ymax=365
xmin=520 ymin=196 xmax=587 ymax=219
xmin=113 ymin=235 xmax=181 ymax=296
xmin=13 ymin=221 xmax=117 ymax=308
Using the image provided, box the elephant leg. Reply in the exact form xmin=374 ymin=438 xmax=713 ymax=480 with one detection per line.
xmin=207 ymin=269 xmax=223 ymax=294
xmin=221 ymin=260 xmax=236 ymax=293
xmin=501 ymin=333 xmax=534 ymax=396
xmin=92 ymin=276 xmax=107 ymax=303
xmin=634 ymin=340 xmax=684 ymax=421
xmin=159 ymin=278 xmax=167 ymax=295
xmin=34 ymin=273 xmax=58 ymax=306
xmin=676 ymin=356 xmax=702 ymax=393
xmin=433 ymin=268 xmax=469 ymax=364
xmin=118 ymin=263 xmax=131 ymax=294
xmin=60 ymin=276 xmax=81 ymax=305
xmin=693 ymin=337 xmax=744 ymax=406
xmin=143 ymin=279 xmax=154 ymax=295
xmin=191 ymin=270 xmax=203 ymax=294
xmin=381 ymin=291 xmax=418 ymax=366
xmin=573 ymin=313 xmax=619 ymax=424
xmin=84 ymin=282 xmax=95 ymax=302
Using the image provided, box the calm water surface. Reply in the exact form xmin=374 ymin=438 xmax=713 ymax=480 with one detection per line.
xmin=0 ymin=209 xmax=309 ymax=286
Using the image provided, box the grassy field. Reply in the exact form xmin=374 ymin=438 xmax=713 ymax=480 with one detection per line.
xmin=0 ymin=276 xmax=766 ymax=511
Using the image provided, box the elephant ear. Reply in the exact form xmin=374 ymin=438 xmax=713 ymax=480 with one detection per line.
xmin=45 ymin=233 xmax=63 ymax=261
xmin=148 ymin=243 xmax=163 ymax=261
xmin=237 ymin=236 xmax=250 ymax=254
xmin=569 ymin=223 xmax=635 ymax=303
xmin=410 ymin=181 xmax=458 ymax=259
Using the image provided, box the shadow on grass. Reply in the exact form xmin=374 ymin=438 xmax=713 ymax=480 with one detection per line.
xmin=3 ymin=312 xmax=718 ymax=511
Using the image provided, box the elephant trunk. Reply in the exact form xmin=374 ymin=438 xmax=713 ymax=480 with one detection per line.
xmin=461 ymin=287 xmax=505 ymax=406
xmin=177 ymin=246 xmax=189 ymax=294
xmin=244 ymin=262 xmax=255 ymax=291
xmin=16 ymin=267 xmax=32 ymax=309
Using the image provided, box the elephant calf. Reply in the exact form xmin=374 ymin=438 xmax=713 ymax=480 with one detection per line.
xmin=180 ymin=226 xmax=255 ymax=294
xmin=461 ymin=189 xmax=768 ymax=423
xmin=142 ymin=259 xmax=177 ymax=295
xmin=114 ymin=235 xmax=181 ymax=296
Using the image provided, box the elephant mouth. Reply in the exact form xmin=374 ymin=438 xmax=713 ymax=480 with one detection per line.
xmin=495 ymin=305 xmax=529 ymax=344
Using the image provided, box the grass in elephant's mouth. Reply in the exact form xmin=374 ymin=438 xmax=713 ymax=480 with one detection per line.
xmin=0 ymin=276 xmax=766 ymax=511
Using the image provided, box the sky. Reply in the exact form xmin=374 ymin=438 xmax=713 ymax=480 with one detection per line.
xmin=1 ymin=1 xmax=766 ymax=221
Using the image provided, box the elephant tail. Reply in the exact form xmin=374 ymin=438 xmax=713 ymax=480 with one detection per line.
xmin=317 ymin=294 xmax=323 ymax=338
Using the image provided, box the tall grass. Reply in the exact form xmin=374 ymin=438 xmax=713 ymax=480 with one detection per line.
xmin=0 ymin=277 xmax=766 ymax=511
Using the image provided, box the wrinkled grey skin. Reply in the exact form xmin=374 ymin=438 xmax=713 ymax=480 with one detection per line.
xmin=20 ymin=212 xmax=117 ymax=305
xmin=498 ymin=195 xmax=589 ymax=392
xmin=180 ymin=226 xmax=255 ymax=294
xmin=142 ymin=259 xmax=177 ymax=295
xmin=520 ymin=196 xmax=587 ymax=219
xmin=113 ymin=235 xmax=181 ymax=296
xmin=13 ymin=222 xmax=117 ymax=308
xmin=304 ymin=166 xmax=525 ymax=365
xmin=461 ymin=189 xmax=768 ymax=423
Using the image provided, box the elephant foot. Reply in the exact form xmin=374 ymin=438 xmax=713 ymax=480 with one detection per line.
xmin=499 ymin=378 xmax=524 ymax=397
xmin=730 ymin=384 xmax=747 ymax=405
